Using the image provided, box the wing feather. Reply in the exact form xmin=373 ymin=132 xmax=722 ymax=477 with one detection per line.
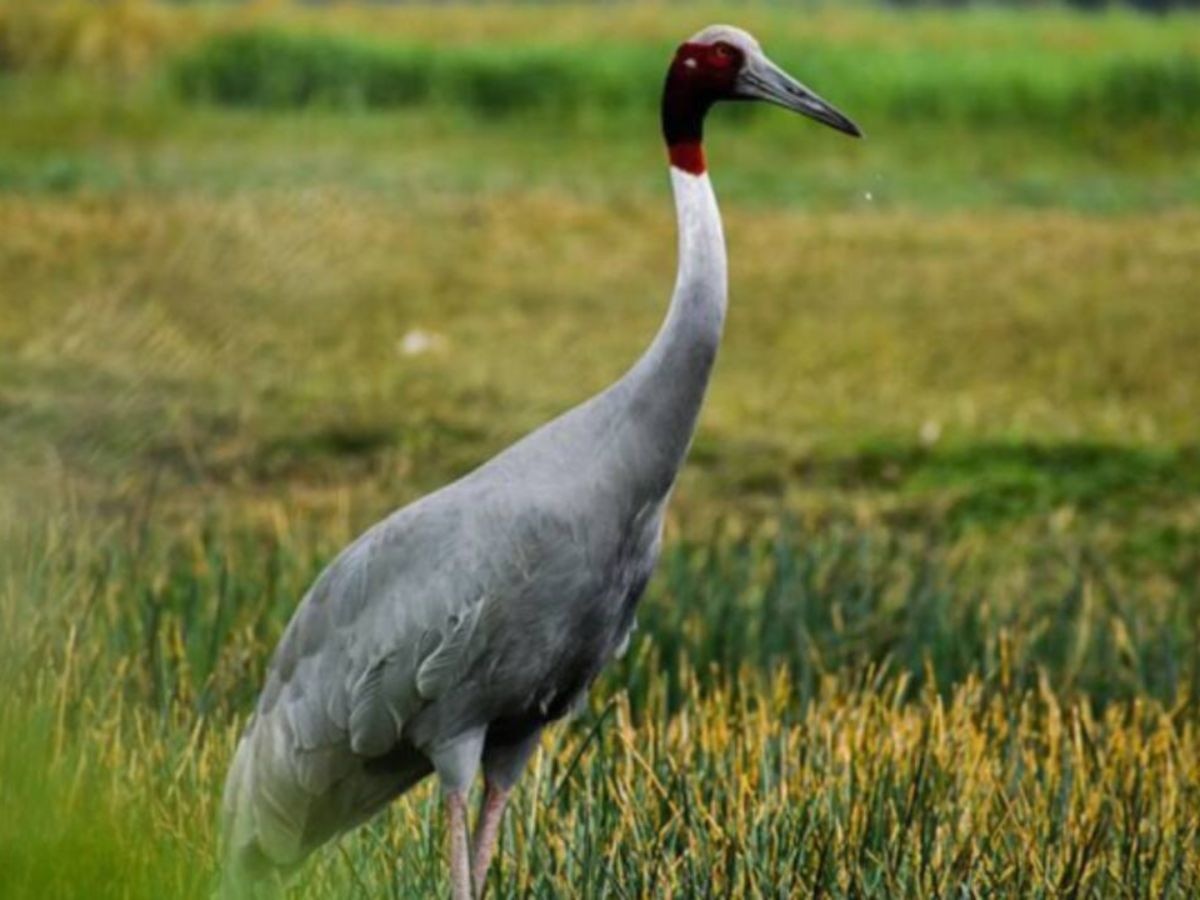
xmin=348 ymin=654 xmax=400 ymax=757
xmin=415 ymin=599 xmax=483 ymax=701
xmin=224 ymin=481 xmax=565 ymax=877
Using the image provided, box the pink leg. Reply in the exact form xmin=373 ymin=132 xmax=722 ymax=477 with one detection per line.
xmin=446 ymin=789 xmax=473 ymax=900
xmin=470 ymin=781 xmax=511 ymax=898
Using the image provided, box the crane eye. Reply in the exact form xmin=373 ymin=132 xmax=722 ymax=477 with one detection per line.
xmin=709 ymin=42 xmax=737 ymax=68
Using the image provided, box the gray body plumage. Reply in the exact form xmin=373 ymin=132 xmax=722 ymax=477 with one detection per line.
xmin=222 ymin=169 xmax=727 ymax=880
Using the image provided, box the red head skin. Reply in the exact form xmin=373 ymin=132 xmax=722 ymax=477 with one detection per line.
xmin=661 ymin=40 xmax=746 ymax=175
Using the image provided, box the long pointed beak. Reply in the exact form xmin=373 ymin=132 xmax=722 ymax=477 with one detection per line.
xmin=737 ymin=54 xmax=862 ymax=138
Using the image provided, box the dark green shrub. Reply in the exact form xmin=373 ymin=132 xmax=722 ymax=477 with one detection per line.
xmin=1095 ymin=55 xmax=1200 ymax=124
xmin=170 ymin=27 xmax=1200 ymax=134
xmin=172 ymin=30 xmax=433 ymax=109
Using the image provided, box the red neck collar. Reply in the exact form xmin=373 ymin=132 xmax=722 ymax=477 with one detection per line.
xmin=667 ymin=141 xmax=706 ymax=175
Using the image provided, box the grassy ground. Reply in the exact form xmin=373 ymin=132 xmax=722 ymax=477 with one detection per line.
xmin=2 ymin=2 xmax=1199 ymax=897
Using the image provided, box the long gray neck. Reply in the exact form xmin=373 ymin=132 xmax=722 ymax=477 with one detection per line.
xmin=611 ymin=167 xmax=728 ymax=499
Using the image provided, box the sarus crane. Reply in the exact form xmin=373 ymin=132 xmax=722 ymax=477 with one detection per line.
xmin=222 ymin=24 xmax=860 ymax=899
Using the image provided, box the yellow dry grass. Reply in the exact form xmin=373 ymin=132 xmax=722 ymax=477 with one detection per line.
xmin=3 ymin=187 xmax=1198 ymax=532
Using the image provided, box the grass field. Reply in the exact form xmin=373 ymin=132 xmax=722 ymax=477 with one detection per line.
xmin=2 ymin=2 xmax=1200 ymax=897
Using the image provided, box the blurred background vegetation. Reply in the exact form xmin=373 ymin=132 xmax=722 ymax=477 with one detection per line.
xmin=1 ymin=1 xmax=1198 ymax=897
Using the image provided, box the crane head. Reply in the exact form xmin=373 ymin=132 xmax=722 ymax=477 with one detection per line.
xmin=667 ymin=25 xmax=862 ymax=139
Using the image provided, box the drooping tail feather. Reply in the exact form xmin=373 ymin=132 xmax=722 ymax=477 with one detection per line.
xmin=220 ymin=723 xmax=288 ymax=898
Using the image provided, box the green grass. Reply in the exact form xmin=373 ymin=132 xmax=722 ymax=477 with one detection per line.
xmin=2 ymin=2 xmax=1200 ymax=897
xmin=3 ymin=3 xmax=1200 ymax=211
xmin=3 ymin=515 xmax=1199 ymax=897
